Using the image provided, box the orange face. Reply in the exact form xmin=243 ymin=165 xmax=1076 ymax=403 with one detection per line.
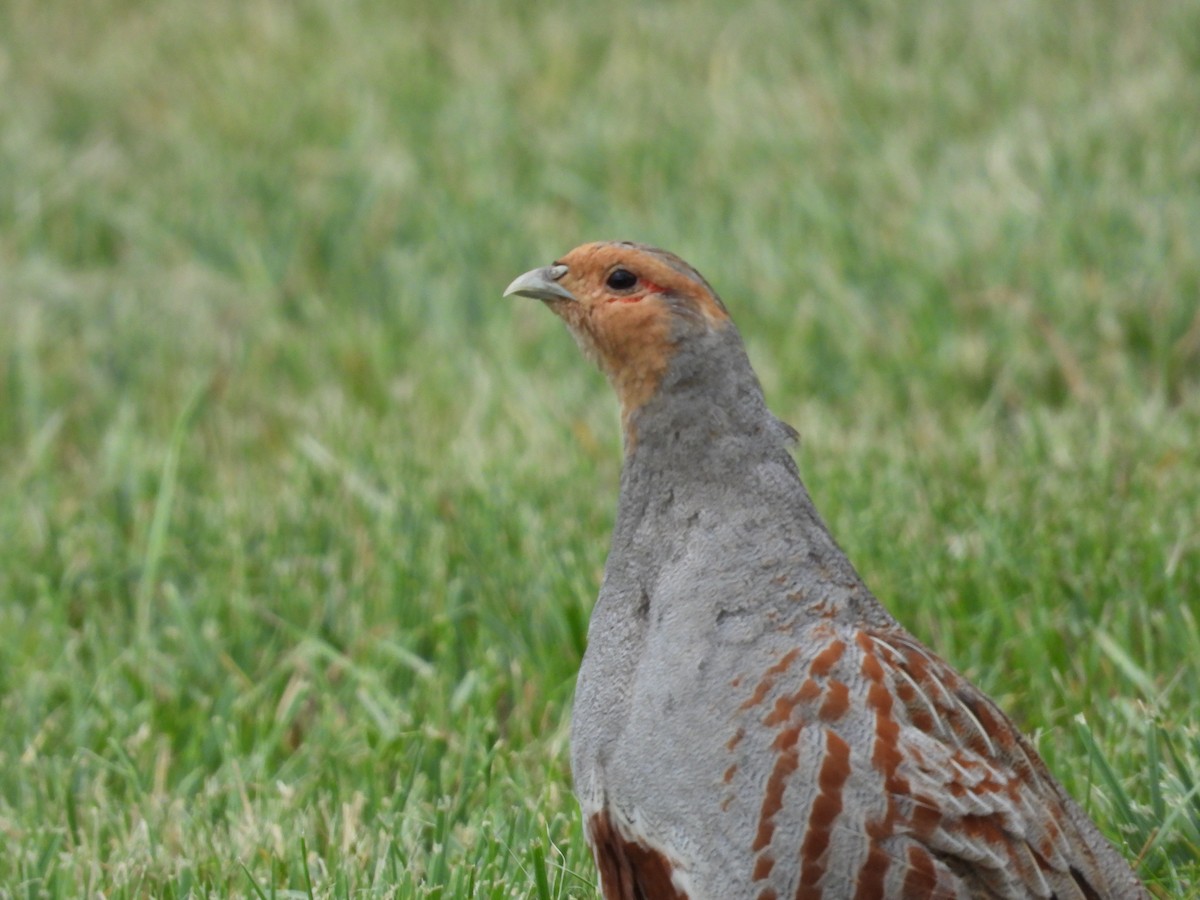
xmin=505 ymin=241 xmax=730 ymax=427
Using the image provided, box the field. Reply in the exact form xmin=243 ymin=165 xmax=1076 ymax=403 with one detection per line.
xmin=1 ymin=0 xmax=1198 ymax=895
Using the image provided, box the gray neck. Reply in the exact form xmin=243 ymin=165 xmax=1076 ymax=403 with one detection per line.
xmin=606 ymin=324 xmax=881 ymax=624
xmin=619 ymin=325 xmax=799 ymax=518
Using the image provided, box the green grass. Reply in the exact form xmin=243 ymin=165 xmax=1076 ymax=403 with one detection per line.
xmin=1 ymin=0 xmax=1198 ymax=895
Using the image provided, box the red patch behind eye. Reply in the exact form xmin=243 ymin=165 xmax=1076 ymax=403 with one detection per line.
xmin=605 ymin=279 xmax=666 ymax=304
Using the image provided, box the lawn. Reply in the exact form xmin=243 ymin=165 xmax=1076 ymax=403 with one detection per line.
xmin=0 ymin=0 xmax=1197 ymax=896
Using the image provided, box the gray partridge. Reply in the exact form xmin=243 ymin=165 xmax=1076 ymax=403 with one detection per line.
xmin=505 ymin=242 xmax=1148 ymax=899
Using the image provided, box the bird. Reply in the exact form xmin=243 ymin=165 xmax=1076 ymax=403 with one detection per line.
xmin=504 ymin=241 xmax=1148 ymax=900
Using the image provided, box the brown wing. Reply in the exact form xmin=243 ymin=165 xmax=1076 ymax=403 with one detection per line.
xmin=858 ymin=629 xmax=1144 ymax=898
xmin=726 ymin=625 xmax=1147 ymax=899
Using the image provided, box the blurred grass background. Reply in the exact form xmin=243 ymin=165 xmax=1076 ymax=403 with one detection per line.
xmin=1 ymin=0 xmax=1198 ymax=895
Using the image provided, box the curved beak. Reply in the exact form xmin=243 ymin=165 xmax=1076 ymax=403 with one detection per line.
xmin=503 ymin=264 xmax=575 ymax=302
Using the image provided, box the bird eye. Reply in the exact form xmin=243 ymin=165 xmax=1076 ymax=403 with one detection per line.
xmin=606 ymin=268 xmax=637 ymax=290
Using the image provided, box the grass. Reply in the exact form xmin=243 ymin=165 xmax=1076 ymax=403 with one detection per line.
xmin=0 ymin=0 xmax=1198 ymax=895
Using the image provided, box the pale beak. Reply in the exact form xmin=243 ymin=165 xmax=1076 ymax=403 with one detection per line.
xmin=503 ymin=264 xmax=575 ymax=302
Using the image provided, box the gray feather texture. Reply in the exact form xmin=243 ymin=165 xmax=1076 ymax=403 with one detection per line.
xmin=509 ymin=242 xmax=1147 ymax=900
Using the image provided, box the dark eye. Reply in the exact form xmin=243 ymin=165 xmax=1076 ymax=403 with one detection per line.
xmin=606 ymin=268 xmax=637 ymax=290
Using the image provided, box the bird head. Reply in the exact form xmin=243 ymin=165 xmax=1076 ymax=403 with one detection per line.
xmin=504 ymin=241 xmax=733 ymax=436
